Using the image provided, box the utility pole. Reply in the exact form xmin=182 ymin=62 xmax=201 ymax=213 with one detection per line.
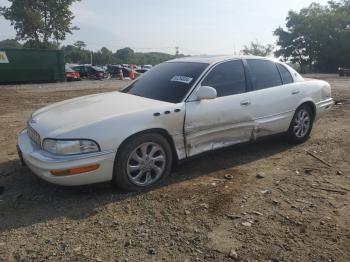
xmin=90 ymin=51 xmax=93 ymax=65
xmin=175 ymin=46 xmax=179 ymax=56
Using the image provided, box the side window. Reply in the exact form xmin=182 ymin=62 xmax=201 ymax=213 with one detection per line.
xmin=246 ymin=59 xmax=282 ymax=90
xmin=202 ymin=60 xmax=246 ymax=97
xmin=277 ymin=63 xmax=294 ymax=84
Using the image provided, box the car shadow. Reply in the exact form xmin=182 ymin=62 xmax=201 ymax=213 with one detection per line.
xmin=0 ymin=134 xmax=294 ymax=231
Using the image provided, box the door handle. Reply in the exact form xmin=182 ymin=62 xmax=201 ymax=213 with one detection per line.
xmin=240 ymin=100 xmax=251 ymax=106
xmin=291 ymin=90 xmax=300 ymax=95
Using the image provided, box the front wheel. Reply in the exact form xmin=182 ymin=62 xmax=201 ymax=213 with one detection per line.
xmin=112 ymin=133 xmax=173 ymax=191
xmin=287 ymin=105 xmax=314 ymax=144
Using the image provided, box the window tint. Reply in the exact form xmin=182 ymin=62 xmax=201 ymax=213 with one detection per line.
xmin=202 ymin=60 xmax=246 ymax=97
xmin=246 ymin=59 xmax=282 ymax=90
xmin=277 ymin=64 xmax=294 ymax=84
xmin=123 ymin=62 xmax=208 ymax=103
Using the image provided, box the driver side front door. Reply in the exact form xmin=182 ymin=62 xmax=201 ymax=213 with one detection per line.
xmin=184 ymin=60 xmax=254 ymax=157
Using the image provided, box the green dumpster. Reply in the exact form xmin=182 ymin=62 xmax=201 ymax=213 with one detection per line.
xmin=0 ymin=48 xmax=65 ymax=83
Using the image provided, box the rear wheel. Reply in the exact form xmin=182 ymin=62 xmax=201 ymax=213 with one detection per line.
xmin=112 ymin=133 xmax=173 ymax=191
xmin=287 ymin=104 xmax=314 ymax=144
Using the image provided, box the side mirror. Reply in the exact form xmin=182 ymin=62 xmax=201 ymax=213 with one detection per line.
xmin=196 ymin=86 xmax=217 ymax=100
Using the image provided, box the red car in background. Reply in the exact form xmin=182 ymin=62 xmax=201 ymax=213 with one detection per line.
xmin=65 ymin=65 xmax=81 ymax=81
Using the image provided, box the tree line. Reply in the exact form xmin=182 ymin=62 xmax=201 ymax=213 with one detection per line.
xmin=1 ymin=0 xmax=350 ymax=71
xmin=274 ymin=0 xmax=350 ymax=73
xmin=62 ymin=43 xmax=183 ymax=65
xmin=242 ymin=1 xmax=350 ymax=72
xmin=0 ymin=39 xmax=182 ymax=65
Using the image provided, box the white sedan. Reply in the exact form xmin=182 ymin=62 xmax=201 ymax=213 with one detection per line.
xmin=17 ymin=56 xmax=334 ymax=191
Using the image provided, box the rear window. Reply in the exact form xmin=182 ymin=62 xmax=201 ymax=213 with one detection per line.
xmin=247 ymin=59 xmax=282 ymax=90
xmin=92 ymin=66 xmax=104 ymax=72
xmin=277 ymin=64 xmax=294 ymax=84
xmin=123 ymin=62 xmax=208 ymax=103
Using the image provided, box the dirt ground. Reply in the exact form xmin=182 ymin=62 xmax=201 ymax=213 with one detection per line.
xmin=0 ymin=75 xmax=349 ymax=262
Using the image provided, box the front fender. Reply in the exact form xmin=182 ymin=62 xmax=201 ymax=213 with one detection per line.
xmin=58 ymin=103 xmax=187 ymax=159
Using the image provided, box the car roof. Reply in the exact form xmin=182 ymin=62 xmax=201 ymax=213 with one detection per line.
xmin=167 ymin=55 xmax=278 ymax=65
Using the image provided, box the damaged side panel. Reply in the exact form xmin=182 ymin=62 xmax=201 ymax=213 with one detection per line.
xmin=171 ymin=133 xmax=187 ymax=160
xmin=253 ymin=111 xmax=294 ymax=137
xmin=184 ymin=96 xmax=255 ymax=157
xmin=185 ymin=122 xmax=254 ymax=156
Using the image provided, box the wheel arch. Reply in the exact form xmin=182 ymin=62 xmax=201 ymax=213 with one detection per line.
xmin=297 ymin=100 xmax=316 ymax=120
xmin=115 ymin=128 xmax=180 ymax=164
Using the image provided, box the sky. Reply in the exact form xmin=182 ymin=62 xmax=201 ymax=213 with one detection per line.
xmin=0 ymin=0 xmax=329 ymax=55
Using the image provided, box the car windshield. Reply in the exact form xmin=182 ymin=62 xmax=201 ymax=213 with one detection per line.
xmin=123 ymin=62 xmax=208 ymax=103
xmin=65 ymin=65 xmax=75 ymax=72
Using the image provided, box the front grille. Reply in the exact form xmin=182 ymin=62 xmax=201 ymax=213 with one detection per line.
xmin=27 ymin=123 xmax=42 ymax=148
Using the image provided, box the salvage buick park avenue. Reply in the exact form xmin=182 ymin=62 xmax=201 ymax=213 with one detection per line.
xmin=17 ymin=56 xmax=333 ymax=191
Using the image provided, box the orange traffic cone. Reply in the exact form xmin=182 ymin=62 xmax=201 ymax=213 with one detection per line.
xmin=129 ymin=64 xmax=135 ymax=80
xmin=119 ymin=68 xmax=124 ymax=80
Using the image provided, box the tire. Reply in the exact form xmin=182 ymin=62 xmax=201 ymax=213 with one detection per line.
xmin=287 ymin=104 xmax=314 ymax=144
xmin=112 ymin=133 xmax=173 ymax=191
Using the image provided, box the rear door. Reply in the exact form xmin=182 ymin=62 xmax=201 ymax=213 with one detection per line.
xmin=245 ymin=59 xmax=302 ymax=137
xmin=184 ymin=60 xmax=254 ymax=157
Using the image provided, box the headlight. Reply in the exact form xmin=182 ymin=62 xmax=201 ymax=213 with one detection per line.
xmin=43 ymin=139 xmax=100 ymax=155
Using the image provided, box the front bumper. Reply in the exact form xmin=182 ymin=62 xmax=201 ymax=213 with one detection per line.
xmin=17 ymin=129 xmax=115 ymax=186
xmin=315 ymin=98 xmax=334 ymax=120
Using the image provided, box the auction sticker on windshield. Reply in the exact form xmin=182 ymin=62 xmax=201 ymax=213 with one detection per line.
xmin=0 ymin=51 xmax=9 ymax=63
xmin=171 ymin=75 xmax=193 ymax=84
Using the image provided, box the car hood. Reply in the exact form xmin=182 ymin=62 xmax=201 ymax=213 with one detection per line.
xmin=30 ymin=91 xmax=172 ymax=137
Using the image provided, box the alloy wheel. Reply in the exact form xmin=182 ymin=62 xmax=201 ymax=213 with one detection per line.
xmin=293 ymin=109 xmax=311 ymax=138
xmin=126 ymin=142 xmax=166 ymax=186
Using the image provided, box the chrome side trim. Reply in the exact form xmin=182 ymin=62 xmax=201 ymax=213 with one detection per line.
xmin=185 ymin=121 xmax=254 ymax=136
xmin=315 ymin=98 xmax=334 ymax=106
xmin=255 ymin=110 xmax=294 ymax=121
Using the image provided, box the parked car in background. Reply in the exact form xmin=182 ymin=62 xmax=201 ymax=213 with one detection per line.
xmin=338 ymin=67 xmax=350 ymax=77
xmin=137 ymin=64 xmax=153 ymax=74
xmin=96 ymin=65 xmax=108 ymax=71
xmin=107 ymin=65 xmax=125 ymax=77
xmin=17 ymin=56 xmax=333 ymax=191
xmin=71 ymin=65 xmax=108 ymax=80
xmin=133 ymin=65 xmax=141 ymax=71
xmin=107 ymin=65 xmax=141 ymax=78
xmin=65 ymin=65 xmax=81 ymax=81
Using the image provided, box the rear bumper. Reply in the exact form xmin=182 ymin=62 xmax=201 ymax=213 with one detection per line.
xmin=315 ymin=98 xmax=334 ymax=120
xmin=17 ymin=129 xmax=115 ymax=186
xmin=66 ymin=76 xmax=80 ymax=81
